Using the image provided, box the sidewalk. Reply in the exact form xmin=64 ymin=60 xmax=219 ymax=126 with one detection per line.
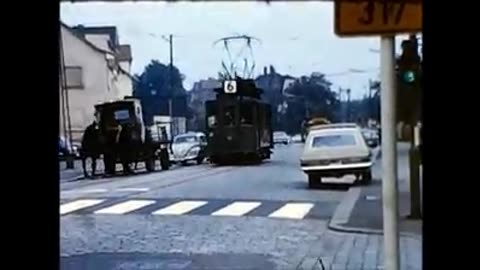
xmin=342 ymin=182 xmax=421 ymax=236
xmin=59 ymin=160 xmax=84 ymax=182
xmin=329 ymin=142 xmax=422 ymax=237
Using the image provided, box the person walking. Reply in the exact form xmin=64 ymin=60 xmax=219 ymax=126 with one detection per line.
xmin=81 ymin=114 xmax=101 ymax=179
xmin=118 ymin=123 xmax=135 ymax=175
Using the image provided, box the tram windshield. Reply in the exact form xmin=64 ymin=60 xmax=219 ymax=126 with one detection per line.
xmin=240 ymin=103 xmax=253 ymax=126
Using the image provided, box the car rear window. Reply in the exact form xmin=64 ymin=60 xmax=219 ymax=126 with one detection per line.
xmin=311 ymin=133 xmax=357 ymax=148
xmin=175 ymin=136 xmax=198 ymax=143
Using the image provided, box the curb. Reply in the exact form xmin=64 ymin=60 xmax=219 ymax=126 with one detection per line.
xmin=61 ymin=175 xmax=84 ymax=182
xmin=327 ymin=148 xmax=421 ymax=240
xmin=327 ymin=187 xmax=421 ymax=240
xmin=328 ymin=214 xmax=422 ymax=240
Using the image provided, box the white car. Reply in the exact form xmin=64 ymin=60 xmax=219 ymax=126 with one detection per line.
xmin=170 ymin=132 xmax=207 ymax=165
xmin=273 ymin=131 xmax=291 ymax=145
xmin=300 ymin=123 xmax=372 ymax=188
xmin=291 ymin=134 xmax=303 ymax=143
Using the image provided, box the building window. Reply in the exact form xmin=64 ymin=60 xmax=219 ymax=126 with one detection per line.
xmin=65 ymin=66 xmax=84 ymax=89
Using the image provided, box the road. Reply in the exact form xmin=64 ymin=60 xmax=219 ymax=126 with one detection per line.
xmin=60 ymin=143 xmax=406 ymax=270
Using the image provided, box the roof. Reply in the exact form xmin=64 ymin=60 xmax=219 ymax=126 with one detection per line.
xmin=60 ymin=21 xmax=112 ymax=56
xmin=61 ymin=21 xmax=136 ymax=83
xmin=117 ymin=45 xmax=132 ymax=62
xmin=117 ymin=66 xmax=138 ymax=82
xmin=309 ymin=123 xmax=359 ymax=132
xmin=175 ymin=132 xmax=205 ymax=138
xmin=71 ymin=25 xmax=119 ymax=50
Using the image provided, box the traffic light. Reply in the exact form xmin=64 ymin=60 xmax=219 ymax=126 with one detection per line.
xmin=396 ymin=35 xmax=422 ymax=124
xmin=397 ymin=36 xmax=422 ymax=86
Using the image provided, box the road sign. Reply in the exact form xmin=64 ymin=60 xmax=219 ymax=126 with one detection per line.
xmin=224 ymin=80 xmax=237 ymax=94
xmin=335 ymin=0 xmax=422 ymax=37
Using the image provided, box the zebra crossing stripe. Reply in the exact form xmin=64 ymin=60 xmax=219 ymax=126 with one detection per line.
xmin=211 ymin=202 xmax=261 ymax=216
xmin=268 ymin=203 xmax=314 ymax=219
xmin=115 ymin=188 xmax=150 ymax=192
xmin=77 ymin=189 xmax=108 ymax=193
xmin=94 ymin=200 xmax=156 ymax=214
xmin=152 ymin=201 xmax=207 ymax=215
xmin=60 ymin=199 xmax=105 ymax=215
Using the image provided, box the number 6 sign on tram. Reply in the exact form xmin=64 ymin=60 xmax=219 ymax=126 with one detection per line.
xmin=224 ymin=80 xmax=237 ymax=94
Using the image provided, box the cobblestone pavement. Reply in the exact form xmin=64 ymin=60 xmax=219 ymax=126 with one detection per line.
xmin=60 ymin=144 xmax=422 ymax=270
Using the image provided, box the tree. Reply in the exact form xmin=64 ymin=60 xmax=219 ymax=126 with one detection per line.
xmin=133 ymin=60 xmax=185 ymax=97
xmin=281 ymin=74 xmax=340 ymax=134
xmin=133 ymin=60 xmax=187 ymax=125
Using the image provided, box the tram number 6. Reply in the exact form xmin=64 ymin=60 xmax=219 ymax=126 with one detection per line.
xmin=358 ymin=0 xmax=406 ymax=26
xmin=224 ymin=81 xmax=237 ymax=93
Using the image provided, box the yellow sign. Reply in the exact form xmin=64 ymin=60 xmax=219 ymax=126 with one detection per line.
xmin=335 ymin=0 xmax=422 ymax=37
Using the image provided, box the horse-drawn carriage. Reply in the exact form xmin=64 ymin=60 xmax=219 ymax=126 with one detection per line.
xmin=82 ymin=97 xmax=170 ymax=178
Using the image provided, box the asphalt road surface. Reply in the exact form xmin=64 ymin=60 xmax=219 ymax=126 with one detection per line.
xmin=60 ymin=143 xmax=367 ymax=270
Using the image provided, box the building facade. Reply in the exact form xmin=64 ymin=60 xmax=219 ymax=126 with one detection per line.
xmin=59 ymin=22 xmax=134 ymax=142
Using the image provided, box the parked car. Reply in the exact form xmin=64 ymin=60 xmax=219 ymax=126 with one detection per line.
xmin=59 ymin=136 xmax=80 ymax=158
xmin=273 ymin=131 xmax=290 ymax=145
xmin=361 ymin=128 xmax=379 ymax=148
xmin=170 ymin=132 xmax=208 ymax=165
xmin=291 ymin=134 xmax=303 ymax=143
xmin=300 ymin=123 xmax=372 ymax=188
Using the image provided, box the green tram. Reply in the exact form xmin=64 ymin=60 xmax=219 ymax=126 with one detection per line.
xmin=205 ymin=79 xmax=273 ymax=164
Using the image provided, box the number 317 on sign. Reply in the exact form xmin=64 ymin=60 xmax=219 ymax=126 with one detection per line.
xmin=335 ymin=0 xmax=422 ymax=37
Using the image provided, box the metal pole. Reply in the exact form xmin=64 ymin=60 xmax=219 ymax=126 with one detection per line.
xmin=346 ymin=88 xmax=351 ymax=122
xmin=60 ymin=28 xmax=75 ymax=169
xmin=169 ymin=34 xmax=174 ymax=138
xmin=368 ymin=79 xmax=373 ymax=122
xmin=380 ymin=35 xmax=400 ymax=270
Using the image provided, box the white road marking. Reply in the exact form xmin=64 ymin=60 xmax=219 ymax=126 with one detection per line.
xmin=94 ymin=200 xmax=156 ymax=214
xmin=114 ymin=188 xmax=150 ymax=192
xmin=268 ymin=203 xmax=314 ymax=219
xmin=211 ymin=201 xmax=261 ymax=216
xmin=60 ymin=199 xmax=104 ymax=215
xmin=152 ymin=201 xmax=207 ymax=215
xmin=77 ymin=189 xmax=108 ymax=193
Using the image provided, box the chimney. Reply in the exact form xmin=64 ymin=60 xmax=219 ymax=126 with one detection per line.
xmin=264 ymin=67 xmax=267 ymax=76
xmin=270 ymin=65 xmax=276 ymax=74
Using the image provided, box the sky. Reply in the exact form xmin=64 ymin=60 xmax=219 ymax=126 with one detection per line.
xmin=60 ymin=1 xmax=415 ymax=100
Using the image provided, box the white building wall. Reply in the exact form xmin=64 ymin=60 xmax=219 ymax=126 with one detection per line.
xmin=60 ymin=25 xmax=117 ymax=142
xmin=114 ymin=71 xmax=133 ymax=99
xmin=119 ymin=61 xmax=131 ymax=73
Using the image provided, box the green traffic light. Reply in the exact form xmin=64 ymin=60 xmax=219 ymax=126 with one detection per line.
xmin=403 ymin=70 xmax=415 ymax=83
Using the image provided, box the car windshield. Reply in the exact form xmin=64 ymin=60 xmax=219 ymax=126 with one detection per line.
xmin=175 ymin=135 xmax=198 ymax=144
xmin=274 ymin=132 xmax=287 ymax=137
xmin=311 ymin=132 xmax=357 ymax=147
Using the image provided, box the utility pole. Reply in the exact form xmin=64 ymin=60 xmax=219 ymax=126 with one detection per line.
xmin=168 ymin=34 xmax=174 ymax=139
xmin=59 ymin=29 xmax=74 ymax=169
xmin=346 ymin=88 xmax=351 ymax=122
xmin=380 ymin=36 xmax=400 ymax=270
xmin=338 ymin=87 xmax=345 ymax=122
xmin=368 ymin=79 xmax=373 ymax=122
